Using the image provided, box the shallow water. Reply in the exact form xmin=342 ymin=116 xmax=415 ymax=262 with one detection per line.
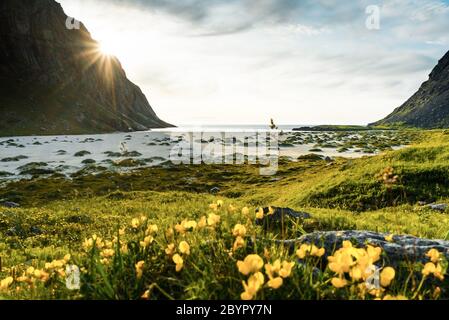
xmin=0 ymin=129 xmax=406 ymax=181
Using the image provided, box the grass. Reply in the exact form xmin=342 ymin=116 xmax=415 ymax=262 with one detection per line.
xmin=1 ymin=129 xmax=449 ymax=300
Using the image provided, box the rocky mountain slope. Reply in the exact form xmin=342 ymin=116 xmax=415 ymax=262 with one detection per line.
xmin=372 ymin=50 xmax=449 ymax=128
xmin=0 ymin=0 xmax=173 ymax=136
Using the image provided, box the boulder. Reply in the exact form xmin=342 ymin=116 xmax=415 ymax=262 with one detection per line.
xmin=277 ymin=230 xmax=449 ymax=264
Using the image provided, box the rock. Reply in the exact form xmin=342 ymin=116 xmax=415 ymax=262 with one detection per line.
xmin=277 ymin=230 xmax=449 ymax=265
xmin=74 ymin=150 xmax=91 ymax=157
xmin=426 ymin=203 xmax=448 ymax=212
xmin=1 ymin=155 xmax=28 ymax=162
xmin=81 ymin=159 xmax=96 ymax=165
xmin=30 ymin=226 xmax=43 ymax=235
xmin=1 ymin=201 xmax=20 ymax=208
xmin=210 ymin=187 xmax=220 ymax=194
xmin=324 ymin=156 xmax=333 ymax=162
xmin=417 ymin=201 xmax=428 ymax=206
xmin=255 ymin=207 xmax=311 ymax=226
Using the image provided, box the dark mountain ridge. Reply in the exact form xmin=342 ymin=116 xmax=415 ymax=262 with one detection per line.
xmin=372 ymin=50 xmax=449 ymax=128
xmin=0 ymin=0 xmax=173 ymax=136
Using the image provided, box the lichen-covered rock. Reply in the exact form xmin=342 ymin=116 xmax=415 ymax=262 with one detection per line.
xmin=277 ymin=230 xmax=449 ymax=264
xmin=426 ymin=203 xmax=449 ymax=212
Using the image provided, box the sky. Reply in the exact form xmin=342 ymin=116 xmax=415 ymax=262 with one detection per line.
xmin=58 ymin=0 xmax=449 ymax=126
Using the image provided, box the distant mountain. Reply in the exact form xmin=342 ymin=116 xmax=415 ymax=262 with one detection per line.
xmin=372 ymin=50 xmax=449 ymax=128
xmin=0 ymin=0 xmax=173 ymax=136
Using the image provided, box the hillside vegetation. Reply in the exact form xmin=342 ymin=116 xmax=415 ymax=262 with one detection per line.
xmin=1 ymin=130 xmax=449 ymax=300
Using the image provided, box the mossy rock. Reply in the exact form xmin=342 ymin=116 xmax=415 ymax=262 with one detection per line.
xmin=74 ymin=150 xmax=92 ymax=157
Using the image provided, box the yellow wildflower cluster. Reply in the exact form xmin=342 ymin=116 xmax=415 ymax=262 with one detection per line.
xmin=131 ymin=216 xmax=148 ymax=229
xmin=237 ymin=254 xmax=265 ymax=300
xmin=296 ymin=244 xmax=325 ymax=259
xmin=377 ymin=166 xmax=399 ymax=189
xmin=327 ymin=241 xmax=395 ymax=294
xmin=232 ymin=224 xmax=247 ymax=252
xmin=207 ymin=213 xmax=221 ymax=227
xmin=13 ymin=254 xmax=72 ymax=288
xmin=175 ymin=220 xmax=198 ymax=234
xmin=0 ymin=277 xmax=13 ymax=292
xmin=82 ymin=234 xmax=105 ymax=251
xmin=422 ymin=249 xmax=446 ymax=280
xmin=209 ymin=200 xmax=224 ymax=211
xmin=265 ymin=259 xmax=295 ymax=289
xmin=164 ymin=240 xmax=191 ymax=272
xmin=135 ymin=261 xmax=145 ymax=279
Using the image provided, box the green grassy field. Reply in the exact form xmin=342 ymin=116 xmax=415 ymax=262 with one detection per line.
xmin=1 ymin=130 xmax=449 ymax=300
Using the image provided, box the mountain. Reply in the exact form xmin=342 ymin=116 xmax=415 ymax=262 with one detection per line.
xmin=372 ymin=50 xmax=449 ymax=128
xmin=0 ymin=0 xmax=173 ymax=136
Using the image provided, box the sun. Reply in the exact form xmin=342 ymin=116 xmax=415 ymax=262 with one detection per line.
xmin=98 ymin=40 xmax=117 ymax=56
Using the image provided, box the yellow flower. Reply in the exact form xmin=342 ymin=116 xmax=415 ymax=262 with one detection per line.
xmin=349 ymin=266 xmax=363 ymax=281
xmin=331 ymin=277 xmax=348 ymax=288
xmin=279 ymin=261 xmax=295 ymax=278
xmin=426 ymin=249 xmax=441 ymax=263
xmin=209 ymin=203 xmax=218 ymax=211
xmin=264 ymin=248 xmax=271 ymax=260
xmin=140 ymin=236 xmax=154 ymax=248
xmin=183 ymin=220 xmax=197 ymax=230
xmin=166 ymin=227 xmax=174 ymax=238
xmin=63 ymin=254 xmax=71 ymax=262
xmin=197 ymin=216 xmax=207 ymax=229
xmin=242 ymin=207 xmax=250 ymax=216
xmin=232 ymin=224 xmax=247 ymax=237
xmin=26 ymin=266 xmax=35 ymax=276
xmin=0 ymin=277 xmax=14 ymax=291
xmin=100 ymin=249 xmax=115 ymax=258
xmin=255 ymin=208 xmax=264 ymax=220
xmin=422 ymin=262 xmax=436 ymax=276
xmin=296 ymin=244 xmax=325 ymax=259
xmin=265 ymin=260 xmax=282 ymax=278
xmin=380 ymin=267 xmax=395 ymax=287
xmin=179 ymin=241 xmax=191 ymax=255
xmin=175 ymin=223 xmax=186 ymax=234
xmin=173 ymin=254 xmax=184 ymax=272
xmin=241 ymin=272 xmax=265 ymax=300
xmin=384 ymin=234 xmax=394 ymax=242
xmin=141 ymin=290 xmax=150 ymax=300
xmin=267 ymin=277 xmax=283 ymax=289
xmin=342 ymin=240 xmax=352 ymax=248
xmin=207 ymin=213 xmax=221 ymax=226
xmin=267 ymin=207 xmax=275 ymax=215
xmin=146 ymin=224 xmax=158 ymax=235
xmin=366 ymin=245 xmax=381 ymax=263
xmin=228 ymin=204 xmax=237 ymax=213
xmin=383 ymin=294 xmax=408 ymax=300
xmin=233 ymin=236 xmax=246 ymax=251
xmin=135 ymin=261 xmax=145 ymax=279
xmin=217 ymin=200 xmax=224 ymax=208
xmin=434 ymin=263 xmax=445 ymax=280
xmin=165 ymin=243 xmax=175 ymax=256
xmin=237 ymin=254 xmax=264 ymax=275
xmin=131 ymin=218 xmax=140 ymax=229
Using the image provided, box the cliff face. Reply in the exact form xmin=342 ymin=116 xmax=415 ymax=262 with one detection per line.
xmin=0 ymin=0 xmax=173 ymax=136
xmin=372 ymin=50 xmax=449 ymax=128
